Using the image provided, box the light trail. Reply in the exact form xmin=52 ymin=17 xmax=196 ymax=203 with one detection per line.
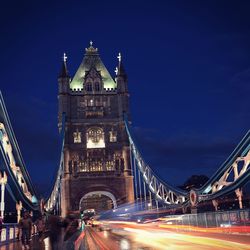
xmin=91 ymin=220 xmax=250 ymax=250
xmin=123 ymin=227 xmax=250 ymax=250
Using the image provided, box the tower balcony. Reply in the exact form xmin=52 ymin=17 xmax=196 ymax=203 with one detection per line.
xmin=75 ymin=170 xmax=122 ymax=177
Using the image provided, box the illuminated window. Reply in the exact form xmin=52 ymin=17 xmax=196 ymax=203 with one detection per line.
xmin=86 ymin=128 xmax=105 ymax=148
xmin=109 ymin=131 xmax=117 ymax=142
xmin=79 ymin=162 xmax=89 ymax=172
xmin=106 ymin=161 xmax=114 ymax=171
xmin=73 ymin=131 xmax=81 ymax=143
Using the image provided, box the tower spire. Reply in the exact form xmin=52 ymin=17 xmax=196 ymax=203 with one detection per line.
xmin=116 ymin=52 xmax=127 ymax=78
xmin=116 ymin=52 xmax=128 ymax=93
xmin=59 ymin=52 xmax=69 ymax=78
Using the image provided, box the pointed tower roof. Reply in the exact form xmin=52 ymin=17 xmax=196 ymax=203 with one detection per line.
xmin=59 ymin=53 xmax=70 ymax=78
xmin=70 ymin=41 xmax=116 ymax=90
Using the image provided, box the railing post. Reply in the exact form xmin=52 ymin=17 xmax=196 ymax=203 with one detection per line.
xmin=0 ymin=171 xmax=7 ymax=219
xmin=204 ymin=213 xmax=208 ymax=230
xmin=143 ymin=181 xmax=147 ymax=206
xmin=187 ymin=214 xmax=191 ymax=231
xmin=215 ymin=211 xmax=218 ymax=228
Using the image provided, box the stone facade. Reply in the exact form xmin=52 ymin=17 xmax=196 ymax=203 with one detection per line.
xmin=58 ymin=44 xmax=134 ymax=216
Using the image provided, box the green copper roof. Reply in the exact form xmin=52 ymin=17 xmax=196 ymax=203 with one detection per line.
xmin=70 ymin=45 xmax=116 ymax=90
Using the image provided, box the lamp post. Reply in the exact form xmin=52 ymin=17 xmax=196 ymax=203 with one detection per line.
xmin=16 ymin=201 xmax=22 ymax=223
xmin=235 ymin=188 xmax=243 ymax=209
xmin=0 ymin=171 xmax=7 ymax=219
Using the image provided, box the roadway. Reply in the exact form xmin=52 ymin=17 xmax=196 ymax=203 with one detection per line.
xmin=85 ymin=221 xmax=250 ymax=250
xmin=1 ymin=222 xmax=250 ymax=249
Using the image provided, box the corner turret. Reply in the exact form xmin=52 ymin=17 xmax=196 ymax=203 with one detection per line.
xmin=58 ymin=53 xmax=70 ymax=131
xmin=58 ymin=53 xmax=70 ymax=93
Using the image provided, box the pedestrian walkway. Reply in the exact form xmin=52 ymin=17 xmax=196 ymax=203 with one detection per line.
xmin=0 ymin=234 xmax=64 ymax=250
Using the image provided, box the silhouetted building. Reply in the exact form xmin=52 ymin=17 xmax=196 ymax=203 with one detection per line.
xmin=179 ymin=175 xmax=209 ymax=191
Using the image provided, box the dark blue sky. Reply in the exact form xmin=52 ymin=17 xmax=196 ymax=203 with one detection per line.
xmin=1 ymin=0 xmax=250 ymax=196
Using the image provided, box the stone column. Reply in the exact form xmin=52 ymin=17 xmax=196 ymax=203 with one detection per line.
xmin=64 ymin=148 xmax=70 ymax=173
xmin=0 ymin=171 xmax=7 ymax=219
xmin=122 ymin=146 xmax=131 ymax=176
xmin=61 ymin=148 xmax=70 ymax=217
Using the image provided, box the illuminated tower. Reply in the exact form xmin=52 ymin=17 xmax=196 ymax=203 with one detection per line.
xmin=58 ymin=42 xmax=134 ymax=216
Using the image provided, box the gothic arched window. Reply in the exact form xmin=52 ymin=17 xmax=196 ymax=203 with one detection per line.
xmin=85 ymin=82 xmax=93 ymax=92
xmin=73 ymin=130 xmax=81 ymax=143
xmin=94 ymin=82 xmax=100 ymax=92
xmin=109 ymin=131 xmax=117 ymax=142
xmin=86 ymin=127 xmax=105 ymax=148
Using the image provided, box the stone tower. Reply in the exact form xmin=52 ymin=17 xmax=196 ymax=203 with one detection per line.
xmin=58 ymin=42 xmax=134 ymax=216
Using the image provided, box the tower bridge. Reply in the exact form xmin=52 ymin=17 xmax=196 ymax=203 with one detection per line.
xmin=0 ymin=42 xmax=250 ymax=248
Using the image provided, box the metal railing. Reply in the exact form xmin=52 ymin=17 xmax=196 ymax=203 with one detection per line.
xmin=161 ymin=209 xmax=250 ymax=234
xmin=0 ymin=223 xmax=19 ymax=245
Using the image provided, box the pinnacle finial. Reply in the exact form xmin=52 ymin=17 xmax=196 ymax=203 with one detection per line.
xmin=115 ymin=67 xmax=118 ymax=75
xmin=63 ymin=52 xmax=67 ymax=62
xmin=85 ymin=41 xmax=98 ymax=53
xmin=59 ymin=53 xmax=69 ymax=77
xmin=117 ymin=52 xmax=122 ymax=63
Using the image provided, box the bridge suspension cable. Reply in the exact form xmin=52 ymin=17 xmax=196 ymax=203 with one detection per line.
xmin=124 ymin=116 xmax=188 ymax=207
xmin=0 ymin=91 xmax=39 ymax=211
xmin=124 ymin=115 xmax=250 ymax=209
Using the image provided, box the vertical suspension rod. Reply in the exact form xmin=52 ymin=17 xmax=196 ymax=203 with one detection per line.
xmin=143 ymin=181 xmax=147 ymax=210
xmin=138 ymin=166 xmax=142 ymax=205
xmin=156 ymin=199 xmax=159 ymax=210
xmin=149 ymin=191 xmax=152 ymax=210
xmin=132 ymin=145 xmax=138 ymax=201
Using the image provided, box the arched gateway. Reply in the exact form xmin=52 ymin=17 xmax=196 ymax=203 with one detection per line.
xmin=79 ymin=191 xmax=117 ymax=212
xmin=58 ymin=43 xmax=134 ymax=216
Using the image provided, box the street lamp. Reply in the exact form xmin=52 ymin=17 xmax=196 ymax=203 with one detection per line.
xmin=0 ymin=171 xmax=7 ymax=219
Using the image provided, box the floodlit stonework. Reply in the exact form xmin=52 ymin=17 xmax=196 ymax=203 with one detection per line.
xmin=58 ymin=43 xmax=134 ymax=216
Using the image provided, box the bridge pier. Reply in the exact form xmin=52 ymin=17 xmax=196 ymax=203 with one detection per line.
xmin=0 ymin=171 xmax=7 ymax=219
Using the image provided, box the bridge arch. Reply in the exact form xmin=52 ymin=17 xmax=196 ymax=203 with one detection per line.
xmin=79 ymin=191 xmax=117 ymax=212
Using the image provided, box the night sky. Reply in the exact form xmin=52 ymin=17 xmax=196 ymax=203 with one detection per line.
xmin=1 ymin=0 xmax=250 ymax=197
